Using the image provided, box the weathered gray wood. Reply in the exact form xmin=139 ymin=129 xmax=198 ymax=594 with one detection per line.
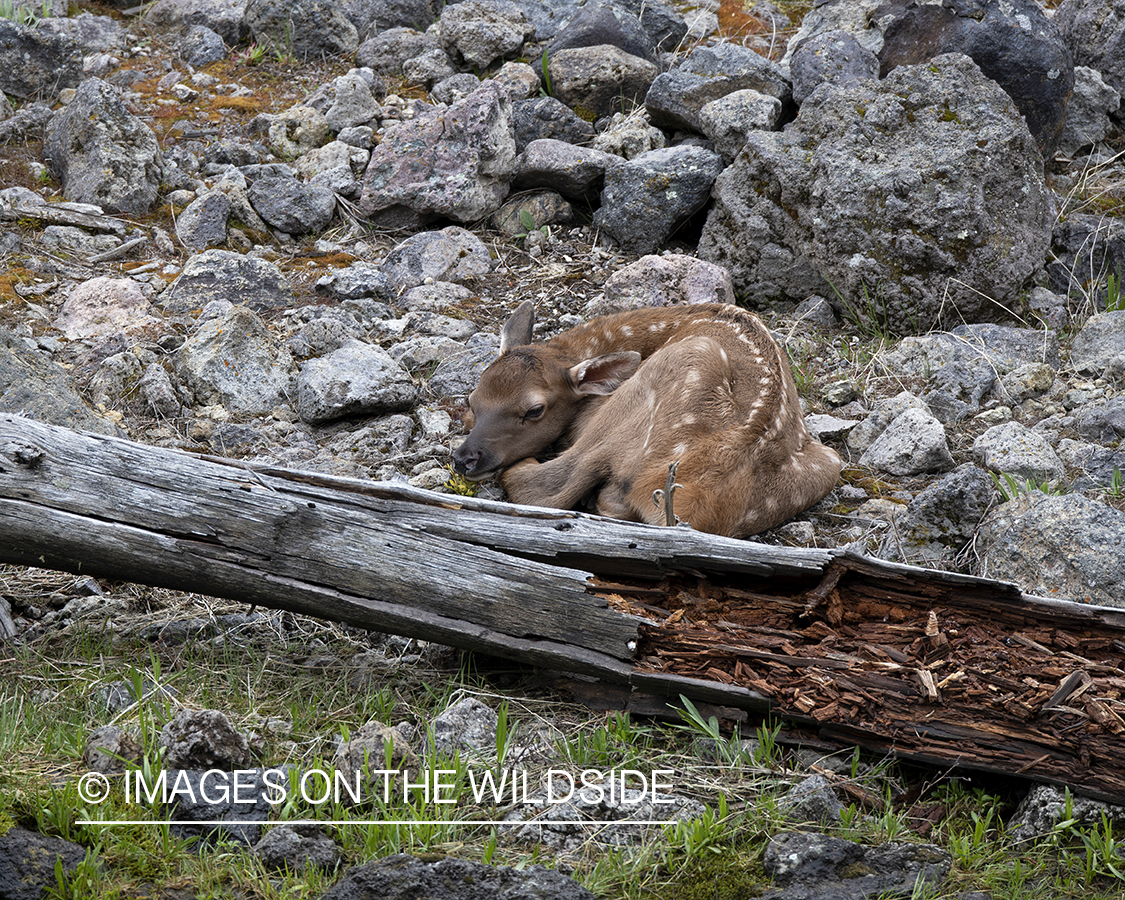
xmin=0 ymin=414 xmax=639 ymax=664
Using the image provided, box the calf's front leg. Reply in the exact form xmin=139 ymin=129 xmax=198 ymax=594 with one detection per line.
xmin=500 ymin=449 xmax=607 ymax=512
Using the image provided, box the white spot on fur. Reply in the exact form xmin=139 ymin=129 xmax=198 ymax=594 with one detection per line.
xmin=673 ymin=442 xmax=688 ymax=457
xmin=621 ymin=326 xmax=633 ymax=337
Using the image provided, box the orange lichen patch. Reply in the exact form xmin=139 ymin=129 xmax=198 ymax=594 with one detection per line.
xmin=212 ymin=96 xmax=266 ymax=113
xmin=716 ymin=0 xmax=768 ymax=40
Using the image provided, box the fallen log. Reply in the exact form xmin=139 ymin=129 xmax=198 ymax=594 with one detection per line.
xmin=3 ymin=413 xmax=1125 ymax=803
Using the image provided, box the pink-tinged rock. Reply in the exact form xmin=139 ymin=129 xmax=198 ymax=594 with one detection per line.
xmin=56 ymin=277 xmax=158 ymax=340
xmin=359 ymin=81 xmax=515 ymax=228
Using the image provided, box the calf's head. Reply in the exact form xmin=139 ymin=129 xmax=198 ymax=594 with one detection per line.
xmin=451 ymin=301 xmax=640 ymax=481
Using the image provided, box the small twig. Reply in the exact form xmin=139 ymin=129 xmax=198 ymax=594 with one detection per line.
xmin=651 ymin=460 xmax=683 ymax=526
xmin=84 ymin=236 xmax=147 ymax=264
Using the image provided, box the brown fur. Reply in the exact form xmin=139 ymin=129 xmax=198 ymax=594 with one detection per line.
xmin=451 ymin=302 xmax=841 ymax=537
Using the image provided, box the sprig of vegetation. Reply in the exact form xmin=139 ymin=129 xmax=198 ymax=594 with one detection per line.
xmin=992 ymin=470 xmax=1067 ymax=502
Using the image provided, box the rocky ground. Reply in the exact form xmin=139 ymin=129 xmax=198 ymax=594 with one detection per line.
xmin=5 ymin=0 xmax=1125 ymax=895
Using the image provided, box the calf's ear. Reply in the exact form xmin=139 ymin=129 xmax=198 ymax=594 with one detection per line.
xmin=500 ymin=301 xmax=535 ymax=354
xmin=568 ymin=351 xmax=642 ymax=396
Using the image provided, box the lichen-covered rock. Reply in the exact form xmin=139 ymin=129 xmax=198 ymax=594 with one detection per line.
xmin=645 ymin=42 xmax=791 ymax=133
xmin=546 ymin=0 xmax=657 ymax=64
xmin=160 ymin=708 xmax=253 ymax=769
xmin=878 ymin=463 xmax=996 ymax=564
xmin=972 ymin=421 xmax=1065 ymax=483
xmin=876 ymin=0 xmax=1074 ymax=159
xmin=359 ymin=81 xmax=515 ymax=227
xmin=320 ymin=854 xmax=596 ymax=900
xmin=439 ymin=0 xmax=532 ymax=69
xmin=789 ymin=29 xmax=879 ymax=105
xmin=594 ymin=254 xmax=734 ymax=315
xmin=511 ymin=96 xmax=594 ymax=152
xmin=0 ymin=18 xmax=82 ymax=100
xmin=56 ymin=276 xmax=158 ymax=340
xmin=1072 ymin=309 xmax=1125 ymax=376
xmin=1054 ymin=0 xmax=1125 ymax=95
xmin=245 ymin=0 xmax=358 ymax=55
xmin=977 ymin=492 xmax=1125 ymax=606
xmin=176 ymin=304 xmax=294 ymax=414
xmin=164 ymin=249 xmax=295 ymax=314
xmin=144 ymin=0 xmax=249 ymax=44
xmin=858 ymin=406 xmax=954 ymax=475
xmin=547 ymin=45 xmax=659 ymax=121
xmin=593 ymin=145 xmax=724 ymax=255
xmin=700 ymin=54 xmax=1049 ymax=333
xmin=379 ymin=226 xmax=492 ymax=290
xmin=248 ymin=175 xmax=336 ymax=234
xmin=296 ymin=340 xmax=416 ymax=424
xmin=44 ymin=78 xmax=162 ymax=216
xmin=512 ymin=138 xmax=617 ymax=201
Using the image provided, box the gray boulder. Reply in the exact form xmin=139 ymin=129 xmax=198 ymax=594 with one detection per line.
xmin=176 ymin=304 xmax=294 ymax=413
xmin=144 ymin=0 xmax=249 ymax=45
xmin=428 ymin=331 xmax=499 ymax=397
xmin=698 ymin=89 xmax=782 ymax=163
xmin=0 ymin=828 xmax=89 ymax=900
xmin=511 ymin=96 xmax=594 ymax=152
xmin=1057 ymin=437 xmax=1125 ymax=492
xmin=876 ymin=0 xmax=1074 ymax=159
xmin=1059 ymin=66 xmax=1121 ymax=156
xmin=546 ymin=0 xmax=657 ymax=65
xmin=439 ymin=0 xmax=533 ymax=69
xmin=1048 ymin=214 xmax=1125 ymax=305
xmin=0 ymin=330 xmax=119 ymax=435
xmin=44 ymin=78 xmax=161 ymax=216
xmin=645 ymin=42 xmax=791 ymax=133
xmin=977 ymin=492 xmax=1125 ymax=606
xmin=615 ymin=0 xmax=687 ymax=53
xmin=160 ymin=708 xmax=253 ymax=770
xmin=248 ymin=175 xmax=336 ymax=235
xmin=179 ymin=24 xmax=228 ymax=66
xmin=176 ymin=190 xmax=231 ymax=250
xmin=790 ymin=29 xmax=879 ymax=105
xmin=847 ymin=391 xmax=929 ymax=455
xmin=164 ymin=249 xmax=294 ymax=314
xmin=547 ymin=45 xmax=659 ymax=120
xmin=355 ymin=26 xmax=432 ymax=77
xmin=1055 ymin=0 xmax=1125 ymax=95
xmin=1009 ymin=784 xmax=1125 ymax=843
xmin=244 ymin=0 xmax=359 ymax=56
xmin=972 ymin=421 xmax=1065 ymax=483
xmin=56 ymin=276 xmax=158 ymax=340
xmin=431 ymin=696 xmax=497 ymax=755
xmin=320 ymin=71 xmax=381 ymax=131
xmin=340 ymin=0 xmax=439 ymax=38
xmin=315 ymin=261 xmax=392 ymax=301
xmin=883 ymin=325 xmax=1061 ymax=378
xmin=380 ymin=226 xmax=492 ymax=291
xmin=359 ymin=82 xmax=515 ymax=228
xmin=700 ymin=54 xmax=1049 ymax=333
xmin=296 ymin=340 xmax=416 ymax=424
xmin=320 ymin=854 xmax=595 ymax=900
xmin=594 ymin=145 xmax=724 ymax=255
xmin=1072 ymin=310 xmax=1125 ymax=376
xmin=878 ymin=463 xmax=996 ymax=564
xmin=595 ymin=254 xmax=734 ymax=315
xmin=763 ymin=831 xmax=950 ymax=900
xmin=0 ymin=19 xmax=82 ymax=100
xmin=1076 ymin=397 xmax=1125 ymax=443
xmin=858 ymin=406 xmax=954 ymax=476
xmin=778 ymin=775 xmax=843 ymax=825
xmin=253 ymin=824 xmax=339 ymax=873
xmin=512 ymin=138 xmax=617 ymax=201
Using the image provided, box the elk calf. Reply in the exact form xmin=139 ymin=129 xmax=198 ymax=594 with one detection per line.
xmin=451 ymin=302 xmax=841 ymax=537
